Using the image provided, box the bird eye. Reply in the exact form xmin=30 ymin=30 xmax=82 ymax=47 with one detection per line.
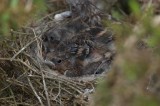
xmin=57 ymin=59 xmax=62 ymax=63
xmin=51 ymin=58 xmax=62 ymax=64
xmin=71 ymin=6 xmax=77 ymax=12
xmin=50 ymin=36 xmax=54 ymax=40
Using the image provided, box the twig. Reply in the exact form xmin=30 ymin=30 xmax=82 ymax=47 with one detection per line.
xmin=35 ymin=54 xmax=51 ymax=106
xmin=9 ymin=87 xmax=17 ymax=106
xmin=0 ymin=71 xmax=28 ymax=93
xmin=0 ymin=58 xmax=38 ymax=74
xmin=27 ymin=77 xmax=44 ymax=106
xmin=11 ymin=29 xmax=32 ymax=35
xmin=41 ymin=71 xmax=51 ymax=106
xmin=54 ymin=81 xmax=61 ymax=100
xmin=10 ymin=36 xmax=38 ymax=61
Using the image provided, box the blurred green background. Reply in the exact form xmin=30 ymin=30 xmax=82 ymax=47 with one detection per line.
xmin=0 ymin=0 xmax=160 ymax=106
xmin=0 ymin=0 xmax=46 ymax=37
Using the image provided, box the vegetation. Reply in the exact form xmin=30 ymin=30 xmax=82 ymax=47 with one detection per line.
xmin=0 ymin=0 xmax=46 ymax=37
xmin=0 ymin=0 xmax=160 ymax=106
xmin=93 ymin=0 xmax=160 ymax=106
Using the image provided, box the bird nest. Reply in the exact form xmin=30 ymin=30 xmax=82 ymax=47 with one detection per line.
xmin=0 ymin=8 xmax=115 ymax=105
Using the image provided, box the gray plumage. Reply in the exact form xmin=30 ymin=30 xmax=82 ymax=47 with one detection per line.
xmin=41 ymin=0 xmax=115 ymax=77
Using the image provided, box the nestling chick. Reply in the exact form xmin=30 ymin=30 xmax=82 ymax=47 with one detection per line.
xmin=41 ymin=0 xmax=115 ymax=77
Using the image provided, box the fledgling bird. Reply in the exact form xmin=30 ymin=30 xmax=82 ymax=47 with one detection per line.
xmin=42 ymin=0 xmax=115 ymax=77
